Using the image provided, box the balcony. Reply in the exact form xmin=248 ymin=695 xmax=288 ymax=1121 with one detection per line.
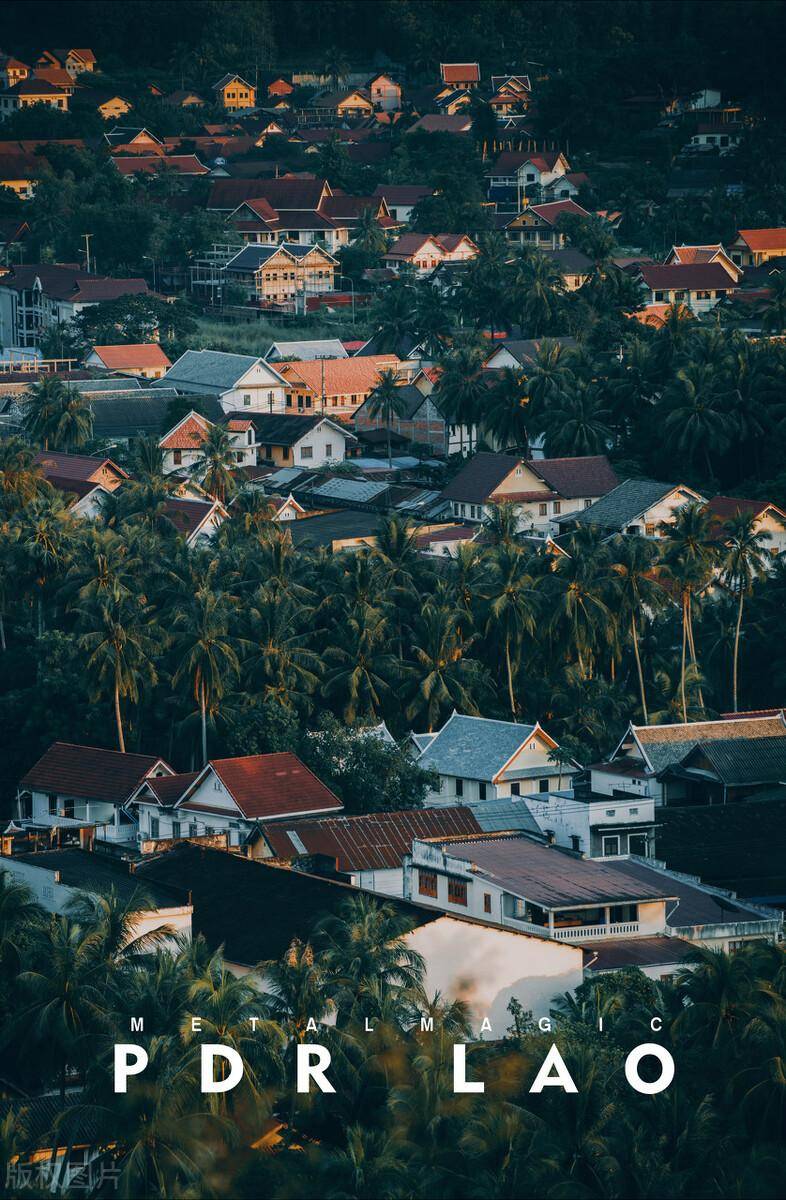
xmin=554 ymin=921 xmax=639 ymax=941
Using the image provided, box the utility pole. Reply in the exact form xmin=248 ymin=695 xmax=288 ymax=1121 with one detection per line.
xmin=321 ymin=354 xmax=326 ymax=416
xmin=82 ymin=232 xmax=93 ymax=274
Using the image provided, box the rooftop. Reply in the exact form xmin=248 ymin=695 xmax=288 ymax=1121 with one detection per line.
xmin=14 ymin=847 xmax=184 ymax=907
xmin=90 ymin=343 xmax=172 ymax=371
xmin=569 ymin=478 xmax=688 ymax=531
xmin=630 ymin=714 xmax=786 ymax=772
xmin=416 ymin=712 xmax=543 ymax=783
xmin=179 ymin=752 xmax=343 ymax=821
xmin=19 ymin=741 xmax=170 ymax=805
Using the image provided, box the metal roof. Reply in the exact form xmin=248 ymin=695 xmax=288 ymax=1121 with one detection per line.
xmin=471 ymin=796 xmax=543 ymax=837
xmin=72 ymin=377 xmax=142 ymax=393
xmin=570 ymin=478 xmax=681 ymax=530
xmin=161 ymin=349 xmax=264 ymax=390
xmin=310 ymin=477 xmax=389 ymax=504
xmin=416 ymin=713 xmax=538 ymax=782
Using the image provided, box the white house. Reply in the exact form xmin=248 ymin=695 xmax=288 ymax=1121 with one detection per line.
xmin=158 ymin=349 xmax=288 ymax=414
xmin=250 ymin=412 xmax=356 ymax=468
xmin=159 ymin=410 xmax=257 ymax=474
xmin=413 ymin=713 xmax=578 ymax=806
xmin=133 ymin=752 xmax=344 ymax=849
xmin=16 ymin=742 xmax=174 ymax=844
xmin=563 ymin=478 xmax=705 ymax=538
xmin=0 ymin=263 xmax=148 ymax=350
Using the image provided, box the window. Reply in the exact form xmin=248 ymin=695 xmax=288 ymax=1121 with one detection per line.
xmin=644 ymin=523 xmax=656 ymax=536
xmin=418 ymin=869 xmax=438 ymax=897
xmin=48 ymin=793 xmax=57 ymax=815
xmin=696 ymin=290 xmax=710 ymax=300
xmin=629 ymin=833 xmax=647 ymax=856
xmin=205 ymin=826 xmax=215 ymax=836
xmin=173 ymin=450 xmax=182 ymax=465
xmin=605 ymin=808 xmax=616 ymax=816
xmin=324 ymin=443 xmax=332 ymax=458
xmin=654 ymin=290 xmax=666 ymax=302
xmin=300 ymin=446 xmax=313 ymax=461
xmin=602 ymin=835 xmax=620 ymax=856
xmin=584 ymin=499 xmax=592 ymax=508
xmin=538 ymin=779 xmax=550 ymax=793
xmin=243 ymin=394 xmax=251 ymax=405
xmin=236 ymin=452 xmax=243 ymax=463
xmin=455 ymin=778 xmax=464 ymax=797
xmin=188 ymin=823 xmax=198 ymax=838
xmin=150 ymin=817 xmax=160 ymax=839
xmin=553 ymin=500 xmax=561 ymax=514
xmin=538 ymin=502 xmax=548 ymax=516
xmin=478 ymin=782 xmax=487 ymax=801
xmin=172 ymin=821 xmax=181 ymax=839
xmin=483 ymin=893 xmax=492 ymax=913
xmin=510 ymin=782 xmax=521 ymax=796
xmin=448 ymin=877 xmax=468 ymax=906
xmin=570 ymin=835 xmax=581 ymax=851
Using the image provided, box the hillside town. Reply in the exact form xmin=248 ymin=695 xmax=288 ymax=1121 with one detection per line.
xmin=0 ymin=2 xmax=785 ymax=1198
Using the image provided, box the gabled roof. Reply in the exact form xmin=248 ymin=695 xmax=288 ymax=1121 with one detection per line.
xmin=570 ymin=479 xmax=702 ymax=531
xmin=0 ymin=263 xmax=147 ymax=303
xmin=372 ymin=184 xmax=434 ymax=205
xmin=485 ymin=337 xmax=576 ymax=367
xmin=440 ymin=63 xmax=480 ymax=83
xmin=90 ymin=343 xmax=171 ymax=371
xmin=528 ymin=199 xmax=590 ymax=226
xmin=735 ymin=228 xmax=786 ymax=252
xmin=19 ymin=742 xmax=171 ymax=804
xmin=705 ymin=494 xmax=785 ymax=524
xmin=623 ymin=713 xmax=786 ymax=773
xmin=159 ymin=410 xmax=212 ymax=450
xmin=638 ymin=262 xmax=738 ymax=290
xmin=113 ymin=155 xmax=209 ymax=177
xmin=208 ymin=177 xmax=330 ymax=212
xmin=259 ymin=805 xmax=482 ymax=871
xmin=441 ymin=452 xmax=521 ymax=504
xmin=163 ymin=498 xmax=226 ymax=541
xmin=407 ymin=114 xmax=472 ymax=134
xmin=416 ymin=713 xmax=554 ymax=783
xmin=33 ymin=450 xmax=128 ymax=483
xmin=214 ymin=73 xmax=254 ymax=91
xmin=177 ymin=752 xmax=343 ymax=821
xmin=526 ymin=456 xmax=618 ymax=499
xmin=265 ymin=338 xmax=347 ymax=361
xmin=666 ymin=736 xmax=786 ymax=787
xmin=161 ymin=348 xmax=283 ymax=391
xmin=242 ymin=412 xmax=353 ymax=447
xmin=277 ymin=355 xmax=406 ymax=398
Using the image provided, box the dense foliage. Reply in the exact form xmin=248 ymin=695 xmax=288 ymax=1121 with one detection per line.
xmin=1 ymin=874 xmax=785 ymax=1198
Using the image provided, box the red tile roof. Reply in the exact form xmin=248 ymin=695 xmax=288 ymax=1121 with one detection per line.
xmin=160 ymin=413 xmax=211 ymax=450
xmin=91 ymin=343 xmax=171 ymax=370
xmin=278 ymin=355 xmax=406 ymax=398
xmin=182 ymin=752 xmax=343 ymax=821
xmin=737 ymin=228 xmax=786 ymax=252
xmin=528 ymin=455 xmax=619 ymax=499
xmin=142 ymin=772 xmax=199 ymax=807
xmin=113 ymin=155 xmax=209 ymax=176
xmin=19 ymin=742 xmax=170 ymax=804
xmin=163 ymin=498 xmax=221 ymax=539
xmin=529 ymin=199 xmax=590 ymax=226
xmin=440 ymin=63 xmax=480 ymax=84
xmin=260 ymin=804 xmax=479 ymax=870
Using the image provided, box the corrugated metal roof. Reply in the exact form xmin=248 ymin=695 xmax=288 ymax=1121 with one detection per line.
xmin=471 ymin=796 xmax=542 ymax=836
xmin=310 ymin=477 xmax=389 ymax=503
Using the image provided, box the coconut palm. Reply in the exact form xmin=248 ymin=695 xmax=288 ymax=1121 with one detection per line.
xmin=718 ymin=509 xmax=771 ymax=711
xmin=244 ymin=586 xmax=321 ymax=713
xmin=609 ymin=534 xmax=665 ymax=723
xmin=405 ymin=603 xmax=485 ymax=730
xmin=192 ymin=423 xmax=238 ymax=503
xmin=0 ymin=871 xmax=44 ymax=973
xmin=365 ymin=368 xmax=408 ymax=467
xmin=323 ymin=608 xmax=397 ymax=723
xmin=368 ymin=282 xmax=414 ymax=354
xmin=484 ymin=366 xmax=530 ymax=452
xmin=0 ymin=435 xmax=48 ymax=516
xmin=76 ymin=594 xmax=160 ymax=752
xmin=20 ymin=490 xmax=73 ymax=634
xmin=662 ymin=363 xmax=732 ymax=483
xmin=22 ymin=376 xmax=67 ymax=449
xmin=434 ymin=338 xmax=486 ymax=454
xmin=484 ymin=543 xmax=540 ymax=717
xmin=547 ymin=529 xmax=615 ymax=681
xmin=512 ymin=248 xmax=566 ymax=336
xmin=171 ymin=585 xmax=240 ymax=765
xmin=541 ymin=381 xmax=613 ymax=458
xmin=49 ymin=384 xmax=94 ymax=451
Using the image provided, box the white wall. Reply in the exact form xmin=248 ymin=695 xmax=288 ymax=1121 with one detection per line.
xmin=293 ymin=422 xmax=350 ymax=467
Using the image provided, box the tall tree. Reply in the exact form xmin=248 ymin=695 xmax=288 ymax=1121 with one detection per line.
xmin=718 ymin=510 xmax=771 ymax=711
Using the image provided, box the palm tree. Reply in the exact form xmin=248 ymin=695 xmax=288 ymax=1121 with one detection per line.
xmin=323 ymin=608 xmax=396 ymax=723
xmin=365 ymin=368 xmax=408 ymax=467
xmin=541 ymin=382 xmax=613 ymax=458
xmin=21 ymin=490 xmax=72 ymax=635
xmin=484 ymin=544 xmax=539 ymax=717
xmin=524 ymin=338 xmax=576 ymax=433
xmin=172 ymin=586 xmax=240 ymax=765
xmin=662 ymin=363 xmax=732 ymax=483
xmin=484 ymin=367 xmax=530 ymax=451
xmin=547 ymin=530 xmax=614 ymax=681
xmin=22 ymin=376 xmax=67 ymax=449
xmin=512 ymin=249 xmax=566 ymax=336
xmin=0 ymin=870 xmax=44 ymax=974
xmin=435 ymin=339 xmax=486 ymax=455
xmin=405 ymin=603 xmax=485 ymax=730
xmin=609 ymin=534 xmax=665 ymax=723
xmin=49 ymin=385 xmax=94 ymax=451
xmin=483 ymin=500 xmax=520 ymax=547
xmin=761 ymin=269 xmax=786 ymax=334
xmin=658 ymin=502 xmax=719 ymax=719
xmin=0 ymin=436 xmax=48 ymax=516
xmin=76 ymin=594 xmax=159 ymax=752
xmin=368 ymin=282 xmax=414 ymax=354
xmin=718 ymin=509 xmax=771 ymax=711
xmin=245 ymin=586 xmax=321 ymax=713
xmin=192 ymin=423 xmax=238 ymax=504
xmin=412 ymin=286 xmax=454 ymax=359
xmin=352 ymin=204 xmax=387 ymax=257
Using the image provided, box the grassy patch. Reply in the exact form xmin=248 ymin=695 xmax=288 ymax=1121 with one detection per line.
xmin=185 ymin=313 xmax=373 ymax=356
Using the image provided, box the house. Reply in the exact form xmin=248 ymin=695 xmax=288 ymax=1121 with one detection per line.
xmin=0 ymin=77 xmax=70 ymax=118
xmin=220 ymin=242 xmax=338 ymax=307
xmin=264 ymin=338 xmax=348 ymax=362
xmin=132 ymin=751 xmax=343 ymax=848
xmin=728 ymin=228 xmax=786 ymax=267
xmin=81 ymin=388 xmax=224 ymax=446
xmin=157 ymin=349 xmax=288 ymax=414
xmin=0 ymin=150 xmax=44 ymax=198
xmin=277 ymin=355 xmax=410 ymax=419
xmin=439 ymin=63 xmax=480 ymax=89
xmin=16 ymin=741 xmax=174 ymax=844
xmin=500 ymin=199 xmax=590 ymax=249
xmin=601 ymin=712 xmax=786 ymax=807
xmin=525 ymin=768 xmax=657 ymax=860
xmin=266 ymin=77 xmax=294 ymax=98
xmin=0 ymin=264 xmax=148 ymax=350
xmin=383 ymin=232 xmax=478 ymax=273
xmin=406 ymin=113 xmax=473 ymax=135
xmin=442 ymin=452 xmax=619 ymax=534
xmin=636 ymin=262 xmax=739 ymax=313
xmin=311 ymin=89 xmax=374 ymax=119
xmin=0 ymin=846 xmax=191 ymax=941
xmin=354 ymin=369 xmax=473 ymax=457
xmin=208 ymin=176 xmax=332 ymax=214
xmin=367 ymin=72 xmax=401 ymax=111
xmin=664 ymin=243 xmax=742 ymax=280
xmin=86 ymin=343 xmax=172 ymax=379
xmin=135 ymin=842 xmax=585 ymax=1029
xmin=34 ymin=450 xmax=128 ymax=498
xmin=113 ymin=154 xmax=210 ymax=178
xmin=161 ymin=496 xmax=229 ymax=545
xmin=483 ymin=336 xmax=576 ymax=372
xmin=543 ymin=248 xmax=593 ymax=290
xmin=486 ymin=150 xmax=571 ymax=204
xmin=0 ymin=56 xmax=30 ymax=88
xmin=564 ymin=478 xmax=705 ymax=538
xmin=705 ymin=494 xmax=786 ymax=555
xmin=164 ymin=89 xmax=205 ymax=108
xmin=158 ymin=409 xmax=257 ymax=474
xmin=403 ymin=830 xmax=782 ymax=953
xmin=371 ymin=184 xmax=435 ymax=223
xmin=267 ymin=493 xmax=306 ymax=520
xmin=413 ymin=712 xmax=578 ymax=806
xmin=687 ymin=123 xmax=742 ymax=153
xmin=249 ymin=412 xmax=356 ymax=467
xmin=213 ymin=73 xmax=256 ymax=112
xmin=37 ymin=48 xmax=96 ymax=78
xmin=257 ymin=805 xmax=482 ymax=895
xmin=95 ymin=94 xmax=133 ymax=120
xmin=29 ymin=66 xmax=78 ymax=96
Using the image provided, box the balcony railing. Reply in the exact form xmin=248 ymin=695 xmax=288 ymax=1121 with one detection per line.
xmin=554 ymin=922 xmax=639 ymax=941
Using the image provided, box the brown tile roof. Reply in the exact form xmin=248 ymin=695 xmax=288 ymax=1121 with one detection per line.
xmin=0 ymin=263 xmax=147 ymax=304
xmin=19 ymin=741 xmax=170 ymax=804
xmin=705 ymin=495 xmax=779 ymax=523
xmin=278 ymin=355 xmax=405 ymax=398
xmin=441 ymin=63 xmax=480 ymax=83
xmin=407 ymin=114 xmax=472 ymax=134
xmin=528 ymin=455 xmax=619 ymax=499
xmin=260 ymin=805 xmax=481 ymax=871
xmin=163 ymin=498 xmax=220 ymax=539
xmin=114 ymin=155 xmax=209 ymax=176
xmin=0 ymin=152 xmax=45 ymax=179
xmin=529 ymin=199 xmax=590 ymax=226
xmin=441 ymin=452 xmax=521 ymax=504
xmin=638 ymin=262 xmax=738 ymax=290
xmin=71 ymin=277 xmax=148 ymax=303
xmin=91 ymin=343 xmax=171 ymax=370
xmin=490 ymin=150 xmax=565 ymax=174
xmin=719 ymin=709 xmax=785 ymax=720
xmin=33 ymin=450 xmax=127 ymax=483
xmin=180 ymin=752 xmax=343 ymax=821
xmin=160 ymin=413 xmax=211 ymax=450
xmin=737 ymin=228 xmax=786 ymax=252
xmin=209 ymin=177 xmax=328 ymax=211
xmin=142 ymin=772 xmax=200 ymax=807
